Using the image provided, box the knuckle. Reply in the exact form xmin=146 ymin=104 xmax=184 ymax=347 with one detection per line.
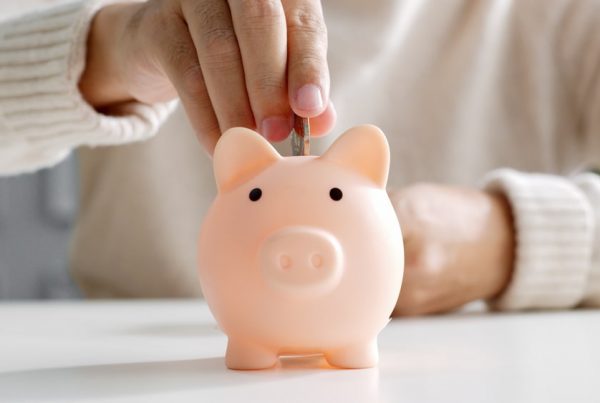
xmin=202 ymin=26 xmax=237 ymax=52
xmin=125 ymin=5 xmax=147 ymax=35
xmin=287 ymin=5 xmax=327 ymax=37
xmin=240 ymin=0 xmax=282 ymax=21
xmin=202 ymin=42 xmax=240 ymax=71
xmin=200 ymin=30 xmax=240 ymax=68
xmin=291 ymin=53 xmax=322 ymax=68
xmin=189 ymin=0 xmax=230 ymax=27
xmin=191 ymin=1 xmax=235 ymax=39
xmin=237 ymin=0 xmax=283 ymax=35
xmin=180 ymin=64 xmax=207 ymax=98
xmin=250 ymin=72 xmax=285 ymax=94
xmin=143 ymin=0 xmax=172 ymax=27
xmin=134 ymin=5 xmax=162 ymax=39
xmin=138 ymin=7 xmax=178 ymax=50
xmin=289 ymin=52 xmax=324 ymax=78
xmin=165 ymin=38 xmax=195 ymax=66
xmin=185 ymin=0 xmax=239 ymax=59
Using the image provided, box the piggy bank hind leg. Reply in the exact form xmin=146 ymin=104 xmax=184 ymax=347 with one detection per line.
xmin=225 ymin=338 xmax=278 ymax=370
xmin=324 ymin=339 xmax=378 ymax=369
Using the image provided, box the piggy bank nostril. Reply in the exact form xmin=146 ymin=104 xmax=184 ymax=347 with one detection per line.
xmin=310 ymin=254 xmax=323 ymax=269
xmin=279 ymin=254 xmax=292 ymax=270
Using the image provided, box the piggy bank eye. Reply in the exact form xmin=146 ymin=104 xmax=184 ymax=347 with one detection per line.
xmin=249 ymin=187 xmax=262 ymax=202
xmin=329 ymin=187 xmax=343 ymax=201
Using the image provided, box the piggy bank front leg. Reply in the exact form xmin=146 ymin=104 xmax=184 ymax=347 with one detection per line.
xmin=225 ymin=338 xmax=278 ymax=370
xmin=324 ymin=339 xmax=378 ymax=369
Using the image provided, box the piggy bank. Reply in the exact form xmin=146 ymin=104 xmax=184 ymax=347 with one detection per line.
xmin=198 ymin=125 xmax=403 ymax=370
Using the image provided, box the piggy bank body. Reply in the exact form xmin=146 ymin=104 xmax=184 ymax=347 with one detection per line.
xmin=198 ymin=125 xmax=403 ymax=370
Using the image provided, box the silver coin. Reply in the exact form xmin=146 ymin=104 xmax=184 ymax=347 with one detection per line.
xmin=291 ymin=114 xmax=310 ymax=156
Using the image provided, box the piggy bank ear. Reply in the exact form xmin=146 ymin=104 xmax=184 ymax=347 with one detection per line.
xmin=213 ymin=127 xmax=282 ymax=192
xmin=320 ymin=125 xmax=390 ymax=188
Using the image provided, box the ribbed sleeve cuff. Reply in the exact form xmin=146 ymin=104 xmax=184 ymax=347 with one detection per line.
xmin=0 ymin=0 xmax=177 ymax=175
xmin=482 ymin=169 xmax=594 ymax=310
xmin=573 ymin=173 xmax=600 ymax=306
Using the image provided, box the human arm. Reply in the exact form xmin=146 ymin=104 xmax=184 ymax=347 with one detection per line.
xmin=0 ymin=0 xmax=336 ymax=175
xmin=389 ymin=0 xmax=600 ymax=316
xmin=0 ymin=0 xmax=176 ymax=175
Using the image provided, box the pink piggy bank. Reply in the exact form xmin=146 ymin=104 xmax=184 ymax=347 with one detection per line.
xmin=198 ymin=125 xmax=403 ymax=370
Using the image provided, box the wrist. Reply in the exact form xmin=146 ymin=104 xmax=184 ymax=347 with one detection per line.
xmin=483 ymin=191 xmax=515 ymax=299
xmin=78 ymin=3 xmax=138 ymax=108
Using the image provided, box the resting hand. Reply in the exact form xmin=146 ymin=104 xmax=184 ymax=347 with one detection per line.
xmin=390 ymin=184 xmax=515 ymax=316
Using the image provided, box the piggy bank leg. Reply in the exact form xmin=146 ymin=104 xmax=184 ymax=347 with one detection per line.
xmin=225 ymin=338 xmax=278 ymax=370
xmin=324 ymin=339 xmax=378 ymax=369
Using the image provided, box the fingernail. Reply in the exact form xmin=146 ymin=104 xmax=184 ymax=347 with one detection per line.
xmin=295 ymin=84 xmax=323 ymax=115
xmin=260 ymin=116 xmax=291 ymax=142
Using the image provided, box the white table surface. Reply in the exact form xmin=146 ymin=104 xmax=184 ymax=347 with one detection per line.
xmin=0 ymin=300 xmax=598 ymax=403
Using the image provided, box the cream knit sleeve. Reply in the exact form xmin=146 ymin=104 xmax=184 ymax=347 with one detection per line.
xmin=0 ymin=0 xmax=177 ymax=176
xmin=483 ymin=170 xmax=600 ymax=310
xmin=481 ymin=0 xmax=600 ymax=310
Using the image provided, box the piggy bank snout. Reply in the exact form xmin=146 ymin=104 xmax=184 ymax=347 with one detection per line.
xmin=260 ymin=226 xmax=343 ymax=297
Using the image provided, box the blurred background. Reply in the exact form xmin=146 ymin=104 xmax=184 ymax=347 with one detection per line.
xmin=0 ymin=0 xmax=82 ymax=300
xmin=0 ymin=156 xmax=80 ymax=299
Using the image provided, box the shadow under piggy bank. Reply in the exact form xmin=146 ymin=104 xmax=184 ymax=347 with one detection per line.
xmin=0 ymin=355 xmax=380 ymax=402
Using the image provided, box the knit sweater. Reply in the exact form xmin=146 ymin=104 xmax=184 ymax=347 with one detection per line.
xmin=1 ymin=0 xmax=600 ymax=310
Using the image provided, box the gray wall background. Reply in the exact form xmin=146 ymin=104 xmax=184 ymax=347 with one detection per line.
xmin=0 ymin=155 xmax=80 ymax=300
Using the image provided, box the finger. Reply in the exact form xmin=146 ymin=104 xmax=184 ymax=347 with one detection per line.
xmin=282 ymin=0 xmax=329 ymax=117
xmin=181 ymin=0 xmax=255 ymax=132
xmin=307 ymin=101 xmax=336 ymax=136
xmin=228 ymin=0 xmax=291 ymax=141
xmin=264 ymin=101 xmax=336 ymax=143
xmin=150 ymin=11 xmax=221 ymax=153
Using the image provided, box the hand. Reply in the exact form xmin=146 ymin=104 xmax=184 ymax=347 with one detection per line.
xmin=79 ymin=0 xmax=336 ymax=153
xmin=389 ymin=184 xmax=515 ymax=316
